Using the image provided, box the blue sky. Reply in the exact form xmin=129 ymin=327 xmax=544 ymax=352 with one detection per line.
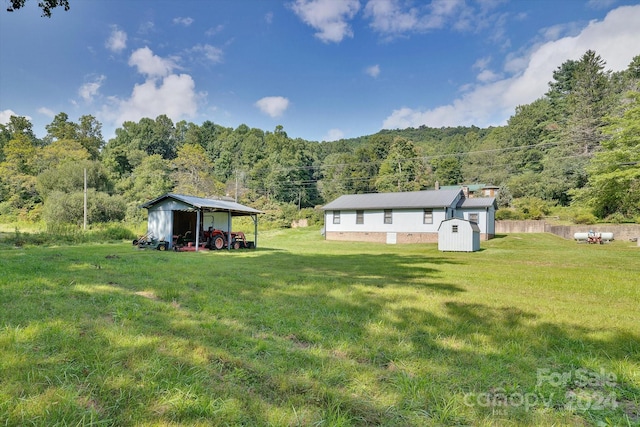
xmin=1 ymin=0 xmax=639 ymax=142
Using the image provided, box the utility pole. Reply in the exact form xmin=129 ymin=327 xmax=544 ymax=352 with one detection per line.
xmin=83 ymin=168 xmax=87 ymax=230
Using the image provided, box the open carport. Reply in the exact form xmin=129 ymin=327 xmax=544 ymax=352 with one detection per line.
xmin=140 ymin=193 xmax=262 ymax=251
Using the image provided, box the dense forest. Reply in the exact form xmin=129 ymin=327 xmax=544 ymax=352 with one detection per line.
xmin=1 ymin=50 xmax=639 ymax=228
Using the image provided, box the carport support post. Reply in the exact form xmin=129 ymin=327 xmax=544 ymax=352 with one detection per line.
xmin=227 ymin=211 xmax=231 ymax=250
xmin=195 ymin=209 xmax=201 ymax=251
xmin=253 ymin=214 xmax=258 ymax=249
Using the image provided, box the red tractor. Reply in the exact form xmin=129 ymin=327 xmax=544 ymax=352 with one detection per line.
xmin=203 ymin=227 xmax=250 ymax=250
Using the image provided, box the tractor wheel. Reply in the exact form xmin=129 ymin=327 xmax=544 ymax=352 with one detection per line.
xmin=157 ymin=243 xmax=167 ymax=251
xmin=213 ymin=236 xmax=225 ymax=250
xmin=233 ymin=241 xmax=240 ymax=250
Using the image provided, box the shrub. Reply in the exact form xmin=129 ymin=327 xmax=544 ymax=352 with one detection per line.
xmin=125 ymin=201 xmax=148 ymax=223
xmin=94 ymin=224 xmax=136 ymax=241
xmin=605 ymin=212 xmax=634 ymax=224
xmin=495 ymin=209 xmax=523 ymax=220
xmin=45 ymin=222 xmax=87 ymax=244
xmin=43 ymin=190 xmax=127 ymax=226
xmin=573 ymin=213 xmax=597 ymax=225
xmin=512 ymin=197 xmax=552 ymax=220
xmin=0 ymin=202 xmax=17 ymax=222
xmin=298 ymin=207 xmax=324 ymax=226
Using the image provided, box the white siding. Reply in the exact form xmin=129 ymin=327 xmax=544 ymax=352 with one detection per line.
xmin=203 ymin=212 xmax=232 ymax=232
xmin=147 ymin=208 xmax=173 ymax=243
xmin=438 ymin=218 xmax=480 ymax=252
xmin=324 ymin=208 xmax=448 ymax=233
xmin=459 ymin=207 xmax=495 ymax=236
xmin=486 ymin=206 xmax=495 ymax=235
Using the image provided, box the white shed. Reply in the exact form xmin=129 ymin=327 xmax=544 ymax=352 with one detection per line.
xmin=438 ymin=218 xmax=480 ymax=252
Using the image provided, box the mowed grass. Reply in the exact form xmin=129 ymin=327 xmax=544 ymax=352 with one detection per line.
xmin=0 ymin=229 xmax=638 ymax=426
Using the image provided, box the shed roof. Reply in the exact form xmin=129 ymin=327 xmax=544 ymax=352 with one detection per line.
xmin=438 ymin=217 xmax=481 ymax=232
xmin=141 ymin=193 xmax=262 ymax=216
xmin=321 ymin=189 xmax=461 ymax=210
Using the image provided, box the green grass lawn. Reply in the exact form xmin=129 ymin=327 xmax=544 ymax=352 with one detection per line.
xmin=1 ymin=228 xmax=638 ymax=426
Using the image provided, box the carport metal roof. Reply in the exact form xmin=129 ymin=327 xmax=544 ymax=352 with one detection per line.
xmin=141 ymin=193 xmax=262 ymax=216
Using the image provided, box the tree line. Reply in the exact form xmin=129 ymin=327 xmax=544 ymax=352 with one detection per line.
xmin=1 ymin=50 xmax=638 ymax=227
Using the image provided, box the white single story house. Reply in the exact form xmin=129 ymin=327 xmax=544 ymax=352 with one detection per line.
xmin=438 ymin=218 xmax=480 ymax=252
xmin=140 ymin=193 xmax=262 ymax=250
xmin=321 ymin=189 xmax=496 ymax=244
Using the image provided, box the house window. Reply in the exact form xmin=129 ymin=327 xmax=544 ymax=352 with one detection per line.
xmin=384 ymin=209 xmax=393 ymax=224
xmin=356 ymin=210 xmax=364 ymax=224
xmin=423 ymin=209 xmax=433 ymax=224
xmin=468 ymin=213 xmax=479 ymax=223
xmin=452 ymin=225 xmax=459 ymax=233
xmin=333 ymin=211 xmax=340 ymax=224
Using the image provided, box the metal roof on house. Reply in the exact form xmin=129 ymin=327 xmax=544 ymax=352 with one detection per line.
xmin=141 ymin=193 xmax=262 ymax=215
xmin=457 ymin=197 xmax=497 ymax=209
xmin=321 ymin=189 xmax=462 ymax=211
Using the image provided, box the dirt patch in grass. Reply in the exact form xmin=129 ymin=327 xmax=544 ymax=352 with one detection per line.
xmin=135 ymin=290 xmax=159 ymax=300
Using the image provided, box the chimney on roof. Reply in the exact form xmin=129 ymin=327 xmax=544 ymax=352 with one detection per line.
xmin=462 ymin=185 xmax=469 ymax=198
xmin=435 ymin=181 xmax=440 ymax=190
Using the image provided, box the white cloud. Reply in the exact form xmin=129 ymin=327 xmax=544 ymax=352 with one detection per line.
xmin=105 ymin=25 xmax=127 ymax=53
xmin=265 ymin=11 xmax=274 ymax=24
xmin=105 ymin=74 xmax=198 ymax=125
xmin=139 ymin=21 xmax=155 ymax=34
xmin=78 ymin=75 xmax=106 ymax=103
xmin=128 ymin=47 xmax=178 ymax=78
xmin=0 ymin=109 xmax=19 ymax=124
xmin=37 ymin=107 xmax=55 ymax=118
xmin=255 ymin=96 xmax=290 ymax=118
xmin=101 ymin=47 xmax=199 ymax=127
xmin=365 ymin=64 xmax=381 ymax=78
xmin=324 ymin=128 xmax=345 ymax=141
xmin=383 ymin=5 xmax=640 ymax=130
xmin=587 ymin=0 xmax=617 ymax=10
xmin=472 ymin=56 xmax=501 ymax=82
xmin=364 ymin=0 xmax=419 ymax=33
xmin=476 ymin=69 xmax=501 ymax=83
xmin=173 ymin=16 xmax=194 ymax=26
xmin=538 ymin=22 xmax=581 ymax=42
xmin=290 ymin=0 xmax=360 ymax=43
xmin=473 ymin=56 xmax=492 ymax=70
xmin=364 ymin=0 xmax=511 ymax=45
xmin=190 ymin=44 xmax=224 ymax=64
xmin=424 ymin=0 xmax=469 ymax=30
xmin=205 ymin=24 xmax=224 ymax=37
xmin=364 ymin=0 xmax=473 ymax=34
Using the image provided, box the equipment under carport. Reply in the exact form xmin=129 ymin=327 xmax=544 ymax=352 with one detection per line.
xmin=133 ymin=232 xmax=169 ymax=251
xmin=173 ymin=228 xmax=254 ymax=251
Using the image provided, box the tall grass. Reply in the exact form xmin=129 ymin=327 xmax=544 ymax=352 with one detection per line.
xmin=0 ymin=228 xmax=638 ymax=426
xmin=0 ymin=223 xmax=137 ymax=247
